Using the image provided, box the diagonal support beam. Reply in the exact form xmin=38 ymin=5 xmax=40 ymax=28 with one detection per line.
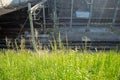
xmin=31 ymin=0 xmax=47 ymax=13
xmin=112 ymin=0 xmax=120 ymax=26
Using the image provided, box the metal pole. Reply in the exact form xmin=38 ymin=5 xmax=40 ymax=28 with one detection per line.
xmin=86 ymin=0 xmax=93 ymax=31
xmin=70 ymin=0 xmax=74 ymax=28
xmin=43 ymin=5 xmax=46 ymax=33
xmin=53 ymin=0 xmax=57 ymax=28
xmin=54 ymin=0 xmax=57 ymax=13
xmin=112 ymin=0 xmax=120 ymax=26
xmin=28 ymin=3 xmax=37 ymax=51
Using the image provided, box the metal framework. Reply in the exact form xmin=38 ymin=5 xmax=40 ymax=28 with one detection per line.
xmin=28 ymin=3 xmax=37 ymax=51
xmin=28 ymin=0 xmax=47 ymax=51
xmin=112 ymin=0 xmax=120 ymax=26
xmin=25 ymin=0 xmax=120 ymax=50
xmin=52 ymin=0 xmax=120 ymax=28
xmin=87 ymin=0 xmax=93 ymax=30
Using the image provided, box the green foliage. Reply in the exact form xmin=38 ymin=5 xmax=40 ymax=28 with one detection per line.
xmin=0 ymin=50 xmax=120 ymax=80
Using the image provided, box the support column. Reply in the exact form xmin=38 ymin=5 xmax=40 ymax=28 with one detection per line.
xmin=43 ymin=5 xmax=46 ymax=33
xmin=53 ymin=0 xmax=57 ymax=28
xmin=86 ymin=0 xmax=93 ymax=32
xmin=28 ymin=3 xmax=37 ymax=51
xmin=70 ymin=0 xmax=74 ymax=28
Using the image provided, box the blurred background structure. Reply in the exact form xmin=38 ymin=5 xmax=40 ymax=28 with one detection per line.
xmin=0 ymin=0 xmax=120 ymax=50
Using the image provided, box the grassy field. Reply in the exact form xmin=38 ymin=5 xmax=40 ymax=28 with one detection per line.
xmin=0 ymin=50 xmax=120 ymax=80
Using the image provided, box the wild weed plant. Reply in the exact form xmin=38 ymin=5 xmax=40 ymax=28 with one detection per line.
xmin=1 ymin=34 xmax=120 ymax=80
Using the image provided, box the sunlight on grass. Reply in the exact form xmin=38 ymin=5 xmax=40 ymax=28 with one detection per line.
xmin=0 ymin=50 xmax=120 ymax=80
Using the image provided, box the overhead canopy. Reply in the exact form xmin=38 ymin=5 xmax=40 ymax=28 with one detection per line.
xmin=0 ymin=0 xmax=44 ymax=16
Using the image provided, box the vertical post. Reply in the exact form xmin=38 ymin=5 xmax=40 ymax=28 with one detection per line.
xmin=112 ymin=0 xmax=120 ymax=26
xmin=53 ymin=0 xmax=57 ymax=28
xmin=28 ymin=3 xmax=37 ymax=51
xmin=54 ymin=0 xmax=57 ymax=13
xmin=70 ymin=0 xmax=74 ymax=28
xmin=43 ymin=5 xmax=46 ymax=33
xmin=86 ymin=0 xmax=93 ymax=31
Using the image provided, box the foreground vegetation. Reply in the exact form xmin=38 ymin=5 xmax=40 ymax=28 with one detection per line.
xmin=0 ymin=50 xmax=120 ymax=80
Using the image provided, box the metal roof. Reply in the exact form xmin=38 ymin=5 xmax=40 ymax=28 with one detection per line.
xmin=0 ymin=0 xmax=41 ymax=15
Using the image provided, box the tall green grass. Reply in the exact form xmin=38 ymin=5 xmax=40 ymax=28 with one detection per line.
xmin=0 ymin=50 xmax=120 ymax=80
